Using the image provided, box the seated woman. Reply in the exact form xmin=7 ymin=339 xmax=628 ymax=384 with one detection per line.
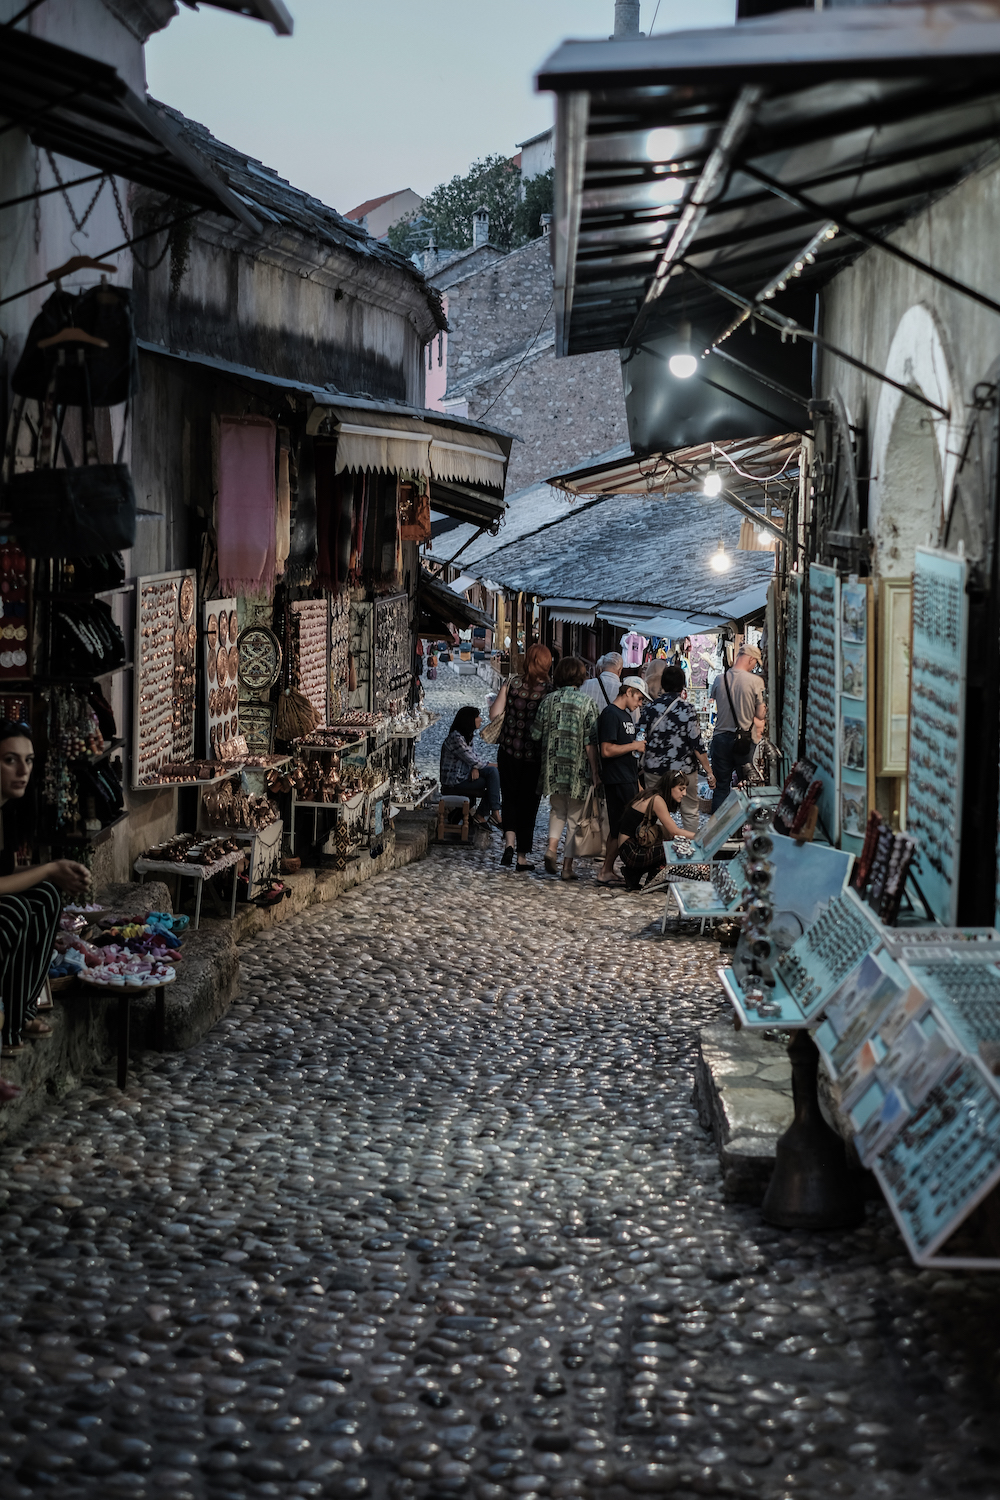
xmin=0 ymin=721 xmax=90 ymax=1087
xmin=439 ymin=707 xmax=502 ymax=827
xmin=618 ymin=770 xmax=688 ymax=891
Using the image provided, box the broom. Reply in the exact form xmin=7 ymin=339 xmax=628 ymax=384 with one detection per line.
xmin=276 ymin=686 xmax=321 ymax=741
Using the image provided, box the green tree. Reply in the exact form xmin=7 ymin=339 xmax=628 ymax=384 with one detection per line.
xmin=514 ymin=168 xmax=554 ymax=245
xmin=388 ymin=153 xmax=524 ymax=256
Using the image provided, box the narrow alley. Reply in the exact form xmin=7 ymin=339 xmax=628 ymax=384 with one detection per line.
xmin=2 ymin=836 xmax=999 ymax=1500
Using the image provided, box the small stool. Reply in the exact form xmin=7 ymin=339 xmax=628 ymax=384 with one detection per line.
xmin=437 ymin=795 xmax=471 ymax=843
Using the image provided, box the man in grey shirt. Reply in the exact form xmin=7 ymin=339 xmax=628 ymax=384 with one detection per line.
xmin=581 ymin=652 xmax=624 ymax=713
xmin=709 ymin=644 xmax=767 ymax=811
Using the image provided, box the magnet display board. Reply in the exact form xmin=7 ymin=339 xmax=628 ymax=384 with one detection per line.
xmin=906 ymin=547 xmax=968 ymax=926
xmin=781 ymin=571 xmax=803 ymax=768
xmin=804 ymin=564 xmax=839 ymax=843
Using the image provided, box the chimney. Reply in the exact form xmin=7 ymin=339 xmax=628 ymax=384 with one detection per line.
xmin=613 ymin=0 xmax=641 ymax=35
xmin=472 ymin=206 xmax=489 ymax=249
xmin=423 ymin=231 xmax=437 ymax=277
xmin=539 ymin=213 xmax=552 ymax=236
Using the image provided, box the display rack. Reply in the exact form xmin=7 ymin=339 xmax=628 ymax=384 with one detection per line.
xmin=203 ymin=597 xmax=240 ymax=757
xmin=838 ymin=576 xmax=873 ymax=856
xmin=291 ymin=598 xmax=329 ymax=723
xmin=906 ymin=547 xmax=969 ymax=926
xmin=781 ymin=571 xmax=803 ymax=767
xmin=804 ymin=563 xmax=840 ymax=842
xmin=133 ymin=569 xmax=197 ymax=789
xmin=373 ymin=592 xmax=410 ymax=717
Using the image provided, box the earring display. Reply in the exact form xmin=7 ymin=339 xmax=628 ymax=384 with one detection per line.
xmin=781 ymin=572 xmax=803 ymax=765
xmin=373 ymin=592 xmax=410 ymax=717
xmin=291 ymin=599 xmax=329 ymax=724
xmin=133 ymin=569 xmax=197 ymax=787
xmin=330 ymin=590 xmax=350 ymax=720
xmin=804 ymin=564 xmax=839 ymax=841
xmin=906 ymin=547 xmax=968 ymax=926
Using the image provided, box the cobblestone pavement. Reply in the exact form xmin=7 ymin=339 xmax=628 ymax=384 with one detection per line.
xmin=3 ymin=840 xmax=1000 ymax=1500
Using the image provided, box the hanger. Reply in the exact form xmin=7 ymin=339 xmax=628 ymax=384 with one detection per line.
xmin=45 ymin=255 xmax=117 ymax=285
xmin=37 ymin=328 xmax=109 ymax=349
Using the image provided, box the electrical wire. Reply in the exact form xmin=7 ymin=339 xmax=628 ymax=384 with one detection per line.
xmin=478 ymin=297 xmax=554 ymax=418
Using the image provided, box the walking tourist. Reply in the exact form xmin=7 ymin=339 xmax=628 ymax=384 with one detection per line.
xmin=530 ymin=655 xmax=600 ymax=881
xmin=581 ymin=651 xmax=624 ymax=713
xmin=439 ymin=707 xmax=502 ymax=826
xmin=0 ymin=721 xmax=90 ymax=1077
xmin=709 ymin=644 xmax=767 ymax=811
xmin=641 ymin=664 xmax=715 ymax=831
xmin=488 ymin=643 xmax=552 ymax=871
xmin=595 ymin=674 xmax=652 ymax=887
xmin=618 ymin=770 xmax=689 ymax=891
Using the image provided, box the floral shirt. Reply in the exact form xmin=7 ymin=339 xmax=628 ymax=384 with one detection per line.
xmin=641 ymin=691 xmax=707 ymax=778
xmin=531 ymin=687 xmax=598 ymax=800
xmin=498 ymin=677 xmax=551 ymax=761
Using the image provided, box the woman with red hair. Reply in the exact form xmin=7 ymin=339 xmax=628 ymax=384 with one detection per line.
xmin=488 ymin=642 xmax=552 ymax=871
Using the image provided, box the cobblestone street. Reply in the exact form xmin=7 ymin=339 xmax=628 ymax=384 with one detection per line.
xmin=2 ymin=836 xmax=1000 ymax=1500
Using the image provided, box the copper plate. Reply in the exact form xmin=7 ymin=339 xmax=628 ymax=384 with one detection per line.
xmin=188 ymin=622 xmax=198 ymax=650
xmin=218 ymin=612 xmax=228 ymax=648
xmin=223 ymin=718 xmax=230 ymax=741
xmin=229 ymin=609 xmax=238 ymax=643
xmin=217 ymin=645 xmax=228 ymax=685
xmin=230 ymin=714 xmax=238 ymax=735
xmin=175 ymin=627 xmax=186 ymax=652
xmin=228 ymin=645 xmax=239 ymax=681
xmin=210 ymin=724 xmax=217 ymax=745
xmin=179 ymin=576 xmax=195 ymax=622
xmin=207 ymin=649 xmax=216 ymax=684
xmin=207 ymin=612 xmax=218 ymax=645
xmin=226 ymin=683 xmax=234 ymax=714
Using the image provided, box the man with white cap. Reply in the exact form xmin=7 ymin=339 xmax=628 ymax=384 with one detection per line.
xmin=593 ymin=674 xmax=652 ymax=886
xmin=709 ymin=643 xmax=766 ymax=811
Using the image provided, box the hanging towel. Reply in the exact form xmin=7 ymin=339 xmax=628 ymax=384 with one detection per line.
xmin=275 ymin=433 xmax=291 ymax=577
xmin=286 ymin=436 xmax=317 ymax=585
xmin=217 ymin=416 xmax=276 ymax=597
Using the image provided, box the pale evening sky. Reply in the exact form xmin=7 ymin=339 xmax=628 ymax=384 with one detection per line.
xmin=145 ymin=0 xmax=735 ymax=218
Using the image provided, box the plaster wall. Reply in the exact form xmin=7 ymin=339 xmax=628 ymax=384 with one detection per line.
xmin=444 ymin=235 xmax=555 ymax=382
xmin=818 ymin=155 xmax=1000 ymax=575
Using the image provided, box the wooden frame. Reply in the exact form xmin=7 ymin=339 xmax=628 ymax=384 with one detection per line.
xmin=876 ymin=577 xmax=912 ymax=777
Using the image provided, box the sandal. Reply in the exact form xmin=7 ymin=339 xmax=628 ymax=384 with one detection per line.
xmin=24 ymin=1017 xmax=53 ymax=1039
xmin=595 ymin=874 xmax=625 ymax=887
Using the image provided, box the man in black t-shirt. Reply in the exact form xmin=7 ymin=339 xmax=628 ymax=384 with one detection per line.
xmin=594 ymin=675 xmax=652 ymax=886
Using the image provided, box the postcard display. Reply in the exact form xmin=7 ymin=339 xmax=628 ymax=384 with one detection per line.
xmin=133 ymin=570 xmax=198 ymax=788
xmin=781 ymin=571 xmax=803 ymax=769
xmin=838 ymin=577 xmax=874 ymax=856
xmin=906 ymin=547 xmax=969 ymax=926
xmin=804 ymin=565 xmax=840 ymax=842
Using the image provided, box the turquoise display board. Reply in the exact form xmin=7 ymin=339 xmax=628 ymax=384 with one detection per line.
xmin=906 ymin=547 xmax=968 ymax=926
xmin=781 ymin=572 xmax=803 ymax=768
xmin=804 ymin=564 xmax=840 ymax=843
xmin=839 ymin=577 xmax=871 ymax=859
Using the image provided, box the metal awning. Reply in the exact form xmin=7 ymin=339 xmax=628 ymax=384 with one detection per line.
xmin=418 ymin=570 xmax=492 ymax=631
xmin=180 ymin=0 xmax=294 ymax=33
xmin=137 ymin=340 xmax=510 ymax=530
xmin=0 ymin=31 xmax=262 ymax=231
xmin=538 ymin=4 xmax=1000 ymax=357
xmin=549 ymin=434 xmax=799 ymax=501
xmin=539 ymin=597 xmax=600 ymax=624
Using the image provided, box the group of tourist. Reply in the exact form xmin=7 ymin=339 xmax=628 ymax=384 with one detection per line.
xmin=438 ymin=640 xmax=766 ymax=887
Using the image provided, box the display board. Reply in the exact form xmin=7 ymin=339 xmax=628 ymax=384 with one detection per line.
xmin=781 ymin=571 xmax=803 ymax=768
xmin=804 ymin=564 xmax=840 ymax=842
xmin=906 ymin=547 xmax=968 ymax=926
xmin=671 ymin=833 xmax=852 ymax=930
xmin=373 ymin=592 xmax=410 ymax=717
xmin=876 ymin=577 xmax=911 ymax=776
xmin=291 ymin=599 xmax=328 ymax=724
xmin=203 ymin=599 xmax=239 ymax=758
xmin=330 ymin=590 xmax=350 ymax=721
xmin=133 ymin=570 xmax=197 ymax=788
xmin=839 ymin=576 xmax=874 ymax=857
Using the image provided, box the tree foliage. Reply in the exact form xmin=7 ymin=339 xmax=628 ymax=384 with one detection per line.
xmin=388 ymin=155 xmax=553 ymax=259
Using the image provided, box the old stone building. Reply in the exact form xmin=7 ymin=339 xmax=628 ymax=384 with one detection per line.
xmin=435 ymin=230 xmax=628 ymax=493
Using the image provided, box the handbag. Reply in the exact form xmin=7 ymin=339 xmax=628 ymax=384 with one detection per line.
xmin=723 ymin=670 xmax=755 ymax=761
xmin=480 ymin=676 xmax=519 ymax=746
xmin=573 ymin=786 xmax=604 ymax=859
xmin=619 ymin=798 xmax=664 ymax=870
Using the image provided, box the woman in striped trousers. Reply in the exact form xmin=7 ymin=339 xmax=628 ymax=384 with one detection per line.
xmin=0 ymin=723 xmax=90 ymax=1093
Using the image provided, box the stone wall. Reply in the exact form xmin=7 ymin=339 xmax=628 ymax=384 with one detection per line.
xmin=442 ymin=235 xmax=629 ymax=491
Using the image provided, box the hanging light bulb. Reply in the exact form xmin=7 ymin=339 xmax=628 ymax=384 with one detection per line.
xmin=703 ymin=464 xmax=722 ymax=497
xmin=709 ymin=539 xmax=731 ymax=573
xmin=668 ymin=319 xmax=698 ymax=379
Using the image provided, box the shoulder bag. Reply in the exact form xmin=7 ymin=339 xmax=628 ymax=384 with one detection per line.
xmin=723 ymin=670 xmax=755 ymax=761
xmin=619 ymin=798 xmax=664 ymax=870
xmin=573 ymin=785 xmax=604 ymax=859
xmin=480 ymin=676 xmax=518 ymax=745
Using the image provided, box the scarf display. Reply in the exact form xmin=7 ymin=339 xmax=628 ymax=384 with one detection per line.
xmin=286 ymin=437 xmax=317 ymax=586
xmin=275 ymin=433 xmax=291 ymax=578
xmin=217 ymin=416 xmax=276 ymax=598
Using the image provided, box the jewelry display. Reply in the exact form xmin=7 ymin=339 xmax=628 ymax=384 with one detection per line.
xmin=906 ymin=548 xmax=967 ymax=925
xmin=330 ymin=590 xmax=350 ymax=720
xmin=733 ymin=806 xmax=782 ymax=1016
xmin=291 ymin=599 xmax=329 ymax=724
xmin=804 ymin=566 xmax=838 ymax=784
xmin=773 ymin=756 xmax=818 ymax=835
xmin=203 ymin=597 xmax=240 ymax=757
xmin=775 ymin=889 xmax=881 ymax=1018
xmin=781 ymin=572 xmax=803 ymax=766
xmin=373 ymin=592 xmax=410 ymax=717
xmin=0 ymin=544 xmax=30 ymax=682
xmin=134 ymin=570 xmax=197 ymax=786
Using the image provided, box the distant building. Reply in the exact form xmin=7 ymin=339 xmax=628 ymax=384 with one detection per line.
xmin=517 ymin=128 xmax=554 ymax=182
xmin=344 ymin=187 xmax=423 ymax=240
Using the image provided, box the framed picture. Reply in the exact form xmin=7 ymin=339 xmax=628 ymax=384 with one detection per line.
xmin=841 ymin=785 xmax=867 ymax=839
xmin=842 ymin=714 xmax=866 ymax=771
xmin=876 ymin=577 xmax=912 ymax=777
xmin=841 ymin=643 xmax=865 ymax=699
xmin=842 ymin=582 xmax=867 ymax=644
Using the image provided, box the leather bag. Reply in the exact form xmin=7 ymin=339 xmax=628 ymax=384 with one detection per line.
xmin=573 ymin=785 xmax=604 ymax=859
xmin=8 ymin=463 xmax=136 ymax=559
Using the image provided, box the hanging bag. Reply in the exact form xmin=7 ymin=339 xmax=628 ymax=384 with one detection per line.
xmin=723 ymin=669 xmax=755 ymax=762
xmin=4 ymin=350 xmax=136 ymax=558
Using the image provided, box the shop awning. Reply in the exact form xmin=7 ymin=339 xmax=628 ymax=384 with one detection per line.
xmin=540 ymin=597 xmax=600 ymax=625
xmin=418 ymin=570 xmax=493 ymax=631
xmin=538 ymin=3 xmax=1000 ymax=357
xmin=320 ymin=405 xmax=509 ymax=491
xmin=182 ymin=1 xmax=294 ymax=33
xmin=0 ymin=31 xmax=262 ymax=231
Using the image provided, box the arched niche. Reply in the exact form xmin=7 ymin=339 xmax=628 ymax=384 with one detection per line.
xmin=868 ymin=304 xmax=958 ymax=579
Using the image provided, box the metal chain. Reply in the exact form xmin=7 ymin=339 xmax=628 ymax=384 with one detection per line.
xmin=111 ymin=177 xmax=172 ymax=272
xmin=45 ymin=149 xmax=106 ymax=233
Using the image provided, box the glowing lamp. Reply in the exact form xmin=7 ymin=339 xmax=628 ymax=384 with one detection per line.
xmin=709 ymin=541 xmax=731 ymax=573
xmin=703 ymin=466 xmax=722 ymax=497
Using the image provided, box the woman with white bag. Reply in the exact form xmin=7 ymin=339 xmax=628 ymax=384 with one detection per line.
xmin=530 ymin=656 xmax=600 ymax=881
